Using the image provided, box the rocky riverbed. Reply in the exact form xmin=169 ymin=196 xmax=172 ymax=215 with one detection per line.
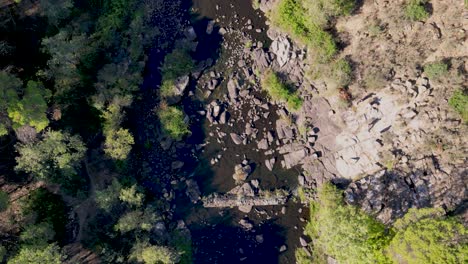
xmin=146 ymin=0 xmax=467 ymax=263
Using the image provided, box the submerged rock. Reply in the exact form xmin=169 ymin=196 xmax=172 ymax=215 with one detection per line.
xmin=230 ymin=133 xmax=243 ymax=145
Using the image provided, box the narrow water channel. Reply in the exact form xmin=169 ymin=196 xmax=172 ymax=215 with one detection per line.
xmin=174 ymin=1 xmax=309 ymax=263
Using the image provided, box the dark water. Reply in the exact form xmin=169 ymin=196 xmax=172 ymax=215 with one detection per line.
xmin=175 ymin=1 xmax=309 ymax=263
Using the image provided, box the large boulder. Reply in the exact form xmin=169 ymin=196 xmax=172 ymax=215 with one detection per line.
xmin=271 ymin=36 xmax=291 ymax=67
xmin=233 ymin=164 xmax=252 ymax=182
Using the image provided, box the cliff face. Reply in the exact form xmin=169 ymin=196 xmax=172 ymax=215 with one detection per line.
xmin=254 ymin=0 xmax=467 ymax=223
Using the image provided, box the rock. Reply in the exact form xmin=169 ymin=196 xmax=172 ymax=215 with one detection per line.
xmin=265 ymin=158 xmax=276 ymax=171
xmin=230 ymin=133 xmax=243 ymax=145
xmin=240 ymin=205 xmax=252 ymax=213
xmin=171 ymin=161 xmax=184 ymax=170
xmin=233 ymin=164 xmax=252 ymax=182
xmin=298 ymin=175 xmax=305 ymax=186
xmin=184 ymin=26 xmax=197 ymax=41
xmin=271 ymin=36 xmax=291 ymax=67
xmin=256 ymin=234 xmax=264 ymax=243
xmin=239 ymin=219 xmax=254 ymax=229
xmin=238 ymin=183 xmax=255 ymax=197
xmin=206 ymin=20 xmax=215 ymax=34
xmin=219 ymin=27 xmax=227 ymax=35
xmin=299 ymin=237 xmax=308 ymax=247
xmin=279 ymin=245 xmax=287 ymax=253
xmin=213 ymin=105 xmax=221 ymax=118
xmin=207 ymin=79 xmax=219 ymax=90
xmin=219 ymin=111 xmax=228 ymax=124
xmin=252 ymin=49 xmax=271 ymax=68
xmin=185 ymin=179 xmax=201 ymax=203
xmin=257 ymin=138 xmax=269 ymax=150
xmin=251 ymin=179 xmax=260 ymax=188
xmin=227 ymin=78 xmax=239 ymax=100
xmin=283 ymin=148 xmax=308 ymax=169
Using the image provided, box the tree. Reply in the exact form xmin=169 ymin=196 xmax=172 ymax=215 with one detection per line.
xmin=0 ymin=190 xmax=9 ymax=212
xmin=104 ymin=128 xmax=134 ymax=160
xmin=15 ymin=130 xmax=86 ymax=183
xmin=305 ymin=183 xmax=391 ymax=263
xmin=95 ymin=179 xmax=122 ymax=212
xmin=114 ymin=208 xmax=158 ymax=233
xmin=20 ymin=222 xmax=56 ymax=247
xmin=7 ymin=81 xmax=50 ymax=132
xmin=119 ymin=185 xmax=144 ymax=208
xmin=0 ymin=71 xmax=21 ymax=111
xmin=130 ymin=240 xmax=181 ymax=264
xmin=39 ymin=0 xmax=73 ymax=25
xmin=386 ymin=208 xmax=467 ymax=264
xmin=7 ymin=243 xmax=63 ymax=264
xmin=40 ymin=30 xmax=88 ymax=96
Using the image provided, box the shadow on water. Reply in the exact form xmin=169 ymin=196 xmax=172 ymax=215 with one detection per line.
xmin=191 ymin=220 xmax=284 ymax=264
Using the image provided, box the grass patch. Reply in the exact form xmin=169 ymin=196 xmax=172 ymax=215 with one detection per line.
xmin=448 ymin=89 xmax=468 ymax=122
xmin=405 ymin=0 xmax=430 ymax=21
xmin=261 ymin=71 xmax=303 ymax=111
xmin=424 ymin=61 xmax=448 ymax=80
xmin=157 ymin=104 xmax=190 ymax=141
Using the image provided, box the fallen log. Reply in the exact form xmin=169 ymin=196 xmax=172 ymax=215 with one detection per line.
xmin=202 ymin=193 xmax=288 ymax=208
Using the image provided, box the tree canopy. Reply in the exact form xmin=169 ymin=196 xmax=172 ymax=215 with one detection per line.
xmin=15 ymin=130 xmax=86 ymax=182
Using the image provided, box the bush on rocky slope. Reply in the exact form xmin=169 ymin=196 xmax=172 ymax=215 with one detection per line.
xmin=405 ymin=0 xmax=430 ymax=21
xmin=424 ymin=61 xmax=448 ymax=80
xmin=449 ymin=88 xmax=468 ymax=122
xmin=299 ymin=184 xmax=468 ymax=263
xmin=261 ymin=71 xmax=303 ymax=111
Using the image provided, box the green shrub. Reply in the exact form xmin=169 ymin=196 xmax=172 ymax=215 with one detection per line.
xmin=424 ymin=61 xmax=448 ymax=80
xmin=303 ymin=183 xmax=392 ymax=263
xmin=158 ymin=105 xmax=190 ymax=141
xmin=271 ymin=0 xmax=338 ymax=62
xmin=386 ymin=208 xmax=467 ymax=263
xmin=261 ymin=71 xmax=303 ymax=111
xmin=448 ymin=89 xmax=468 ymax=122
xmin=405 ymin=0 xmax=430 ymax=21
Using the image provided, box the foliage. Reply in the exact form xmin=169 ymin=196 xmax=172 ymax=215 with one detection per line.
xmin=20 ymin=222 xmax=56 ymax=247
xmin=38 ymin=0 xmax=73 ymax=25
xmin=7 ymin=243 xmax=63 ymax=264
xmin=130 ymin=240 xmax=181 ymax=264
xmin=161 ymin=43 xmax=195 ymax=82
xmin=7 ymin=81 xmax=50 ymax=132
xmin=271 ymin=0 xmax=338 ymax=62
xmin=261 ymin=71 xmax=303 ymax=111
xmin=114 ymin=208 xmax=158 ymax=233
xmin=424 ymin=61 xmax=448 ymax=80
xmin=169 ymin=230 xmax=192 ymax=264
xmin=405 ymin=0 xmax=430 ymax=21
xmin=305 ymin=183 xmax=391 ymax=263
xmin=119 ymin=185 xmax=144 ymax=208
xmin=157 ymin=105 xmax=190 ymax=141
xmin=0 ymin=71 xmax=21 ymax=111
xmin=22 ymin=188 xmax=68 ymax=242
xmin=95 ymin=178 xmax=122 ymax=212
xmin=0 ymin=123 xmax=8 ymax=136
xmin=104 ymin=128 xmax=135 ymax=160
xmin=448 ymin=89 xmax=468 ymax=122
xmin=386 ymin=208 xmax=467 ymax=263
xmin=15 ymin=130 xmax=86 ymax=183
xmin=40 ymin=31 xmax=88 ymax=96
xmin=0 ymin=190 xmax=9 ymax=212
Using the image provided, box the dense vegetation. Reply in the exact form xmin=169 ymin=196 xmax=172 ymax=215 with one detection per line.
xmin=261 ymin=71 xmax=303 ymax=111
xmin=0 ymin=0 xmax=190 ymax=262
xmin=269 ymin=0 xmax=354 ymax=90
xmin=297 ymin=183 xmax=467 ymax=264
xmin=449 ymin=89 xmax=468 ymax=122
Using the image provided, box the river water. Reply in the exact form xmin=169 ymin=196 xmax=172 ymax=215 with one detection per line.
xmin=175 ymin=1 xmax=309 ymax=263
